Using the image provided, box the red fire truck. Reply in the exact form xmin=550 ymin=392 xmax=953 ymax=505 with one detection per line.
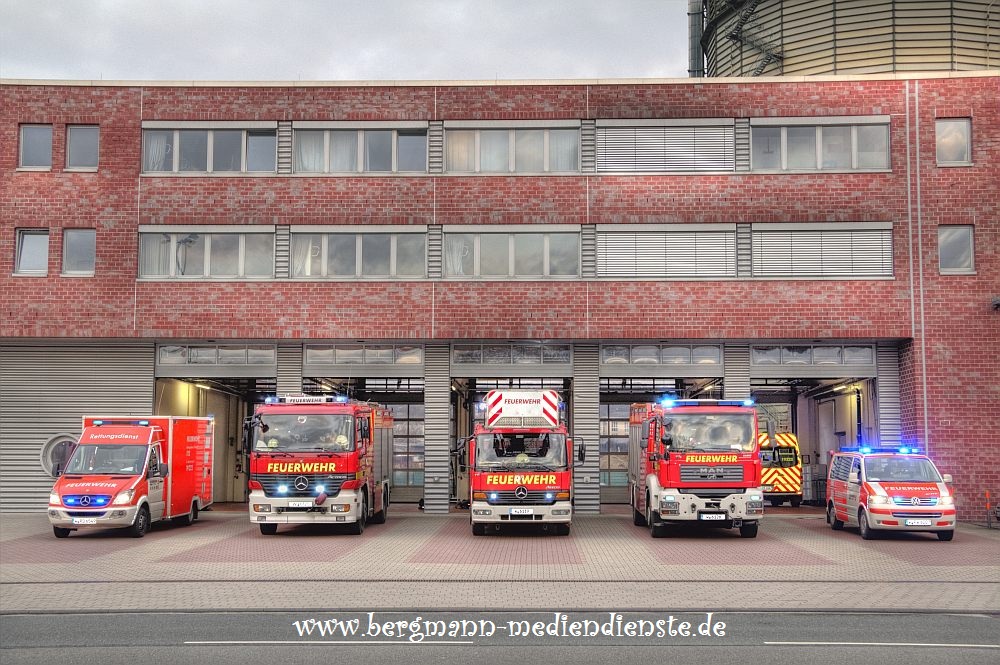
xmin=629 ymin=399 xmax=764 ymax=538
xmin=246 ymin=394 xmax=392 ymax=535
xmin=48 ymin=416 xmax=214 ymax=538
xmin=466 ymin=390 xmax=584 ymax=536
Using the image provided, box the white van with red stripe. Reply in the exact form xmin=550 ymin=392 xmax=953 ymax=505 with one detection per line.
xmin=826 ymin=448 xmax=956 ymax=541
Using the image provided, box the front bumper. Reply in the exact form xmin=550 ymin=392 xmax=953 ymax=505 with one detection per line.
xmin=470 ymin=500 xmax=572 ymax=524
xmin=48 ymin=505 xmax=139 ymax=529
xmin=653 ymin=489 xmax=764 ymax=525
xmin=249 ymin=489 xmax=361 ymax=524
xmin=868 ymin=506 xmax=956 ymax=531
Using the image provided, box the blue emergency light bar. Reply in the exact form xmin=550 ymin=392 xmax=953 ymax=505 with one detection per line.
xmin=264 ymin=394 xmax=347 ymax=405
xmin=839 ymin=445 xmax=922 ymax=455
xmin=660 ymin=398 xmax=755 ymax=408
xmin=91 ymin=419 xmax=152 ymax=427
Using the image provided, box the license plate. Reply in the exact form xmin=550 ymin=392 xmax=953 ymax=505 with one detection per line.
xmin=699 ymin=513 xmax=726 ymax=521
xmin=72 ymin=517 xmax=97 ymax=525
xmin=905 ymin=519 xmax=932 ymax=526
xmin=762 ymin=485 xmax=774 ymax=491
xmin=288 ymin=501 xmax=313 ymax=508
xmin=510 ymin=508 xmax=534 ymax=515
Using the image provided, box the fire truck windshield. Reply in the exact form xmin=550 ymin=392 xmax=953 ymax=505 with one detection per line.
xmin=863 ymin=456 xmax=942 ymax=482
xmin=762 ymin=447 xmax=799 ymax=468
xmin=254 ymin=414 xmax=354 ymax=452
xmin=662 ymin=413 xmax=755 ymax=452
xmin=64 ymin=444 xmax=148 ymax=475
xmin=475 ymin=433 xmax=567 ymax=471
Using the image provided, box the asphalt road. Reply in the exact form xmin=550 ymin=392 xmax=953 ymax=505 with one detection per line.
xmin=1 ymin=610 xmax=997 ymax=664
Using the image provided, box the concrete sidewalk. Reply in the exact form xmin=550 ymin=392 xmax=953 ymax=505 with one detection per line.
xmin=2 ymin=507 xmax=997 ymax=613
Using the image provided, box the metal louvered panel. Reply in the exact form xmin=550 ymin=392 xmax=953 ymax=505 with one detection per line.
xmin=274 ymin=226 xmax=291 ymax=278
xmin=422 ymin=344 xmax=451 ymax=513
xmin=427 ymin=225 xmax=443 ymax=278
xmin=876 ymin=345 xmax=902 ymax=447
xmin=427 ymin=121 xmax=444 ymax=173
xmin=580 ymin=120 xmax=597 ymax=173
xmin=752 ymin=229 xmax=893 ymax=277
xmin=276 ymin=121 xmax=293 ymax=174
xmin=572 ymin=344 xmax=600 ymax=513
xmin=0 ymin=345 xmax=155 ymax=512
xmin=596 ymin=126 xmax=735 ymax=172
xmin=276 ymin=344 xmax=302 ymax=394
xmin=734 ymin=118 xmax=751 ymax=171
xmin=736 ymin=223 xmax=753 ymax=277
xmin=723 ymin=345 xmax=751 ymax=400
xmin=580 ymin=224 xmax=597 ymax=278
xmin=597 ymin=231 xmax=737 ymax=278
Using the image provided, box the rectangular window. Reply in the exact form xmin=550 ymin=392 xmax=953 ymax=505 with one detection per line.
xmin=15 ymin=229 xmax=49 ymax=274
xmin=445 ymin=127 xmax=579 ymax=173
xmin=751 ymin=122 xmax=890 ymax=171
xmin=19 ymin=125 xmax=52 ymax=168
xmin=596 ymin=229 xmax=736 ymax=278
xmin=752 ymin=226 xmax=893 ymax=277
xmin=62 ymin=229 xmax=96 ymax=275
xmin=597 ymin=125 xmax=734 ymax=172
xmin=786 ymin=126 xmax=816 ymax=169
xmin=938 ymin=225 xmax=974 ymax=274
xmin=856 ymin=125 xmax=889 ymax=169
xmin=291 ymin=232 xmax=426 ymax=278
xmin=293 ymin=129 xmax=426 ymax=173
xmin=66 ymin=126 xmax=99 ymax=169
xmin=179 ymin=130 xmax=209 ymax=171
xmin=936 ymin=119 xmax=971 ymax=166
xmin=294 ymin=130 xmax=325 ymax=172
xmin=213 ymin=130 xmax=243 ymax=172
xmin=364 ymin=130 xmax=393 ymax=172
xmin=751 ymin=127 xmax=781 ymax=170
xmin=246 ymin=131 xmax=276 ymax=172
xmin=444 ymin=232 xmax=580 ymax=278
xmin=821 ymin=126 xmax=852 ymax=169
xmin=139 ymin=232 xmax=274 ymax=278
xmin=396 ymin=131 xmax=427 ymax=172
xmin=142 ymin=129 xmax=277 ymax=173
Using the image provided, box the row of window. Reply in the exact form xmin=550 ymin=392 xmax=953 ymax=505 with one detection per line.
xmin=16 ymin=118 xmax=974 ymax=172
xmin=13 ymin=226 xmax=977 ymax=277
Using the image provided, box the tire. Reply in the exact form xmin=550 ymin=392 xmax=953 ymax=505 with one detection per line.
xmin=769 ymin=498 xmax=783 ymax=507
xmin=647 ymin=501 xmax=663 ymax=538
xmin=259 ymin=523 xmax=278 ymax=535
xmin=937 ymin=530 xmax=954 ymax=542
xmin=348 ymin=493 xmax=367 ymax=535
xmin=828 ymin=503 xmax=844 ymax=530
xmin=191 ymin=503 xmax=199 ymax=521
xmin=129 ymin=506 xmax=150 ymax=538
xmin=53 ymin=526 xmax=71 ymax=539
xmin=790 ymin=497 xmax=802 ymax=508
xmin=739 ymin=522 xmax=759 ymax=538
xmin=633 ymin=506 xmax=647 ymax=526
xmin=557 ymin=524 xmax=570 ymax=536
xmin=472 ymin=522 xmax=486 ymax=536
xmin=859 ymin=510 xmax=876 ymax=540
xmin=370 ymin=489 xmax=388 ymax=524
xmin=174 ymin=502 xmax=197 ymax=527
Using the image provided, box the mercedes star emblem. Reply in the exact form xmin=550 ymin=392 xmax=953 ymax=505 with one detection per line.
xmin=79 ymin=496 xmax=92 ymax=506
xmin=514 ymin=486 xmax=528 ymax=499
xmin=294 ymin=476 xmax=310 ymax=491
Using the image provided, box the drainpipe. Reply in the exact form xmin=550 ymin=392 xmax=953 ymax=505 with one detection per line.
xmin=855 ymin=388 xmax=863 ymax=446
xmin=688 ymin=0 xmax=705 ymax=77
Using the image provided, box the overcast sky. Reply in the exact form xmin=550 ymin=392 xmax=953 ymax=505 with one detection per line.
xmin=0 ymin=0 xmax=691 ymax=81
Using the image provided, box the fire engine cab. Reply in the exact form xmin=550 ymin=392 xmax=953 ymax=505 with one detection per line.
xmin=826 ymin=447 xmax=956 ymax=541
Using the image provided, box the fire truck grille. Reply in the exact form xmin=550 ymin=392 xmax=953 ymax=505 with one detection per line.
xmin=62 ymin=495 xmax=112 ymax=507
xmin=255 ymin=473 xmax=352 ymax=497
xmin=679 ymin=465 xmax=744 ymax=482
xmin=891 ymin=496 xmax=938 ymax=506
xmin=488 ymin=491 xmax=555 ymax=505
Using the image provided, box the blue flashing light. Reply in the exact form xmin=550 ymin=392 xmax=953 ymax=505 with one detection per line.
xmin=138 ymin=420 xmax=149 ymax=426
xmin=860 ymin=446 xmax=872 ymax=453
xmin=334 ymin=395 xmax=349 ymax=403
xmin=742 ymin=398 xmax=755 ymax=407
xmin=264 ymin=396 xmax=278 ymax=404
xmin=92 ymin=420 xmax=104 ymax=426
xmin=277 ymin=485 xmax=288 ymax=494
xmin=488 ymin=492 xmax=498 ymax=501
xmin=315 ymin=485 xmax=326 ymax=494
xmin=661 ymin=398 xmax=677 ymax=408
xmin=898 ymin=447 xmax=910 ymax=454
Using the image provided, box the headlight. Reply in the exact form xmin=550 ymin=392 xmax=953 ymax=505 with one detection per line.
xmin=49 ymin=493 xmax=60 ymax=505
xmin=869 ymin=495 xmax=889 ymax=505
xmin=939 ymin=496 xmax=954 ymax=506
xmin=112 ymin=489 xmax=135 ymax=505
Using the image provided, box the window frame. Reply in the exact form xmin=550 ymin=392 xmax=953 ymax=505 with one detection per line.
xmin=141 ymin=128 xmax=277 ymax=174
xmin=937 ymin=225 xmax=975 ymax=275
xmin=292 ymin=128 xmax=428 ymax=174
xmin=750 ymin=119 xmax=890 ymax=172
xmin=18 ymin=124 xmax=53 ymax=170
xmin=14 ymin=228 xmax=50 ymax=275
xmin=935 ymin=118 xmax=972 ymax=167
xmin=442 ymin=231 xmax=581 ymax=279
xmin=65 ymin=125 xmax=100 ymax=171
xmin=444 ymin=127 xmax=580 ymax=174
xmin=138 ymin=230 xmax=276 ymax=279
xmin=289 ymin=231 xmax=428 ymax=279
xmin=61 ymin=228 xmax=97 ymax=277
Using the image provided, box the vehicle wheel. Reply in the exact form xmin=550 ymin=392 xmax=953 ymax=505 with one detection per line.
xmin=259 ymin=523 xmax=278 ymax=536
xmin=370 ymin=489 xmax=388 ymax=524
xmin=348 ymin=493 xmax=367 ymax=535
xmin=633 ymin=506 xmax=647 ymax=526
xmin=174 ymin=502 xmax=196 ymax=527
xmin=53 ymin=526 xmax=71 ymax=539
xmin=472 ymin=522 xmax=486 ymax=536
xmin=937 ymin=530 xmax=954 ymax=542
xmin=191 ymin=502 xmax=199 ymax=521
xmin=557 ymin=524 xmax=570 ymax=536
xmin=827 ymin=503 xmax=844 ymax=530
xmin=858 ymin=510 xmax=876 ymax=540
xmin=647 ymin=502 xmax=663 ymax=538
xmin=739 ymin=522 xmax=759 ymax=538
xmin=129 ymin=506 xmax=150 ymax=538
xmin=790 ymin=497 xmax=802 ymax=508
xmin=769 ymin=498 xmax=783 ymax=507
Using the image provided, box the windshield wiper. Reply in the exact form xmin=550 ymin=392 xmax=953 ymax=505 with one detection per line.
xmin=254 ymin=450 xmax=292 ymax=457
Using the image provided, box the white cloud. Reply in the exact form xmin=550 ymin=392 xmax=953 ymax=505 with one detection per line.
xmin=0 ymin=0 xmax=691 ymax=80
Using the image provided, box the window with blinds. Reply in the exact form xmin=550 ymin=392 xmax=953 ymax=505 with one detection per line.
xmin=596 ymin=125 xmax=735 ymax=172
xmin=596 ymin=230 xmax=737 ymax=278
xmin=752 ymin=227 xmax=893 ymax=277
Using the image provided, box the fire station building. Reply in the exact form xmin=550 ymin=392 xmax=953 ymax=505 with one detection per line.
xmin=1 ymin=72 xmax=997 ymax=519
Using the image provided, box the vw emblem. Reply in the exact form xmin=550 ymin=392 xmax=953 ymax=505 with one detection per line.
xmin=514 ymin=486 xmax=528 ymax=500
xmin=293 ymin=476 xmax=310 ymax=491
xmin=910 ymin=496 xmax=920 ymax=506
xmin=79 ymin=495 xmax=92 ymax=506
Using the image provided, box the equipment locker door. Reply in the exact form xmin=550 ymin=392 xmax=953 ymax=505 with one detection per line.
xmin=146 ymin=443 xmax=166 ymax=519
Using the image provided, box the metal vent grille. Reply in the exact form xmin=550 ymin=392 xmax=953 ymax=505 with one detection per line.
xmin=572 ymin=345 xmax=600 ymax=513
xmin=427 ymin=225 xmax=443 ymax=278
xmin=876 ymin=345 xmax=901 ymax=448
xmin=734 ymin=118 xmax=751 ymax=171
xmin=276 ymin=344 xmax=303 ymax=394
xmin=736 ymin=223 xmax=752 ymax=277
xmin=580 ymin=224 xmax=597 ymax=278
xmin=274 ymin=226 xmax=290 ymax=278
xmin=276 ymin=121 xmax=293 ymax=174
xmin=427 ymin=121 xmax=444 ymax=173
xmin=580 ymin=120 xmax=596 ymax=172
xmin=422 ymin=345 xmax=451 ymax=513
xmin=596 ymin=126 xmax=735 ymax=172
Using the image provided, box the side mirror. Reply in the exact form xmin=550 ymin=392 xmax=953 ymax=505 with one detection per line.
xmin=848 ymin=471 xmax=859 ymax=484
xmin=159 ymin=463 xmax=169 ymax=477
xmin=577 ymin=438 xmax=586 ymax=464
xmin=53 ymin=465 xmax=62 ymax=478
xmin=359 ymin=418 xmax=370 ymax=440
xmin=942 ymin=473 xmax=953 ymax=484
xmin=647 ymin=452 xmax=660 ymax=462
